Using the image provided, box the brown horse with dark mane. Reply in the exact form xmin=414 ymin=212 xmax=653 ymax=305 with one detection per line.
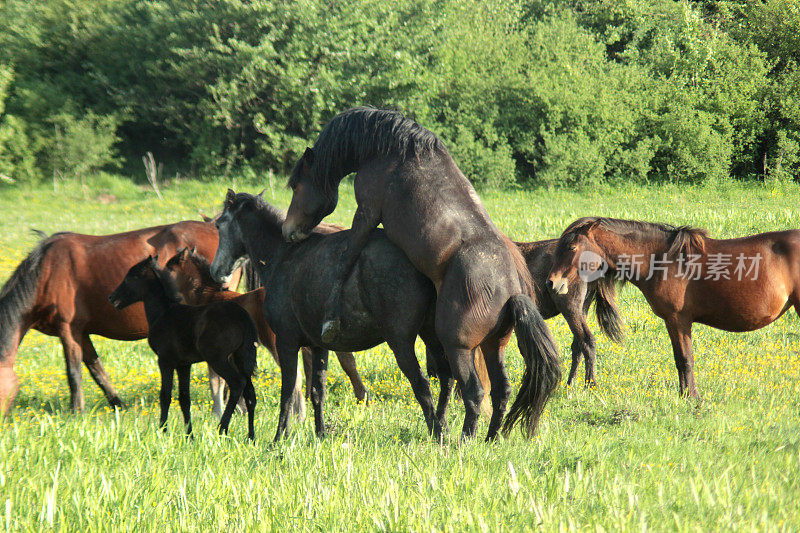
xmin=164 ymin=247 xmax=369 ymax=419
xmin=282 ymin=107 xmax=561 ymax=439
xmin=547 ymin=217 xmax=800 ymax=398
xmin=0 ymin=220 xmax=237 ymax=415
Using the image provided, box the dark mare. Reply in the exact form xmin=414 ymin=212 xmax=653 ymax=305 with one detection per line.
xmin=164 ymin=248 xmax=369 ymax=419
xmin=110 ymin=256 xmax=257 ymax=439
xmin=210 ymin=191 xmax=452 ymax=441
xmin=283 ymin=107 xmax=561 ymax=439
xmin=547 ymin=217 xmax=800 ymax=397
xmin=0 ymin=221 xmax=239 ymax=415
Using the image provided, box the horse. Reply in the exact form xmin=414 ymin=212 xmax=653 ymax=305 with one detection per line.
xmin=0 ymin=220 xmax=238 ymax=416
xmin=164 ymin=247 xmax=369 ymax=419
xmin=109 ymin=256 xmax=258 ymax=440
xmin=518 ymin=239 xmax=623 ymax=386
xmin=547 ymin=216 xmax=800 ymax=398
xmin=282 ymin=107 xmax=561 ymax=439
xmin=210 ymin=191 xmax=455 ymax=441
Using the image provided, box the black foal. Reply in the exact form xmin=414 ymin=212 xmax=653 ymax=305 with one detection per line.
xmin=109 ymin=256 xmax=258 ymax=440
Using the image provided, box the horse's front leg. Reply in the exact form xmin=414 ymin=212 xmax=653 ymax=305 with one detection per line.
xmin=157 ymin=360 xmax=175 ymax=431
xmin=321 ymin=204 xmax=381 ymax=343
xmin=309 ymin=347 xmax=330 ymax=438
xmin=274 ymin=338 xmax=300 ymax=441
xmin=665 ymin=318 xmax=699 ymax=399
xmin=176 ymin=365 xmax=193 ymax=437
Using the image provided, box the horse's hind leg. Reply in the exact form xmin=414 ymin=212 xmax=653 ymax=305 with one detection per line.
xmin=80 ymin=336 xmax=124 ymax=408
xmin=385 ymin=339 xmax=438 ymax=437
xmin=445 ymin=346 xmax=484 ymax=440
xmin=207 ymin=365 xmax=225 ymax=419
xmin=243 ymin=379 xmax=257 ymax=441
xmin=335 ymin=351 xmax=369 ymax=403
xmin=421 ymin=333 xmax=453 ymax=436
xmin=274 ymin=339 xmax=300 ymax=441
xmin=58 ymin=324 xmax=86 ymax=413
xmin=176 ymin=365 xmax=193 ymax=437
xmin=0 ymin=359 xmax=20 ymax=418
xmin=480 ymin=336 xmax=512 ymax=441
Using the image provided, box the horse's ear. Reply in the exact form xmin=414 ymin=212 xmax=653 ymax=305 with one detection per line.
xmin=225 ymin=188 xmax=236 ymax=207
xmin=256 ymin=188 xmax=266 ymax=199
xmin=302 ymin=147 xmax=314 ymax=167
xmin=150 ymin=253 xmax=159 ymax=264
xmin=199 ymin=211 xmax=213 ymax=223
xmin=191 ymin=246 xmax=197 ymax=256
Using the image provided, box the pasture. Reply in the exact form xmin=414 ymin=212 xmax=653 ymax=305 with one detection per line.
xmin=1 ymin=177 xmax=799 ymax=531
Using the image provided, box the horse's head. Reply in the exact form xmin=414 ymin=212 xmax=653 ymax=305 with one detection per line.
xmin=109 ymin=255 xmax=160 ymax=309
xmin=165 ymin=247 xmax=201 ymax=298
xmin=283 ymin=147 xmax=338 ymax=243
xmin=548 ymin=218 xmax=608 ymax=295
xmin=210 ymin=189 xmax=251 ymax=285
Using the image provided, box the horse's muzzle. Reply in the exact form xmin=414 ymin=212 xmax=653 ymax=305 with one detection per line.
xmin=281 ymin=222 xmax=309 ymax=243
xmin=548 ymin=275 xmax=570 ymax=295
xmin=108 ymin=295 xmax=123 ymax=310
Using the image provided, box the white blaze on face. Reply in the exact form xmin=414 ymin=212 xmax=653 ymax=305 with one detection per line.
xmin=577 ymin=250 xmax=608 ymax=282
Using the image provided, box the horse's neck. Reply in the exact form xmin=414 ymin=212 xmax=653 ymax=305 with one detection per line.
xmin=141 ymin=283 xmax=175 ymax=325
xmin=598 ymin=230 xmax=670 ymax=279
xmin=242 ymin=211 xmax=285 ymax=282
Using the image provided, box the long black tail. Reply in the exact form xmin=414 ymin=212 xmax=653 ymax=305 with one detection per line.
xmin=0 ymin=233 xmax=55 ymax=361
xmin=502 ymin=294 xmax=562 ymax=437
xmin=592 ymin=277 xmax=624 ymax=344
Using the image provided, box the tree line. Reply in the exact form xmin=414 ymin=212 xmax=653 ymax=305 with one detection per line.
xmin=0 ymin=0 xmax=798 ymax=188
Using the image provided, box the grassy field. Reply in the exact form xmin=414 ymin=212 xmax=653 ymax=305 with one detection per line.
xmin=1 ymin=176 xmax=799 ymax=531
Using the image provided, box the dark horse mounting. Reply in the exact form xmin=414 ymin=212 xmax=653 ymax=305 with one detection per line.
xmin=283 ymin=107 xmax=561 ymax=439
xmin=211 ymin=191 xmax=454 ymax=441
xmin=548 ymin=217 xmax=800 ymax=398
xmin=0 ymin=220 xmax=237 ymax=416
xmin=110 ymin=256 xmax=258 ymax=439
xmin=164 ymin=247 xmax=369 ymax=420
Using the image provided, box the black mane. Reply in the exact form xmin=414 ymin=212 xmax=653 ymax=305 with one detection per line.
xmin=288 ymin=107 xmax=446 ymax=195
xmin=228 ymin=192 xmax=287 ymax=237
xmin=150 ymin=263 xmax=184 ymax=305
xmin=559 ymin=217 xmax=708 ymax=257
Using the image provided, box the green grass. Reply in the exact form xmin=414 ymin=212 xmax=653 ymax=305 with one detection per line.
xmin=1 ymin=176 xmax=799 ymax=531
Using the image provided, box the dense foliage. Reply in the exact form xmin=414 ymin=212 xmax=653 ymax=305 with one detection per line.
xmin=0 ymin=0 xmax=797 ymax=187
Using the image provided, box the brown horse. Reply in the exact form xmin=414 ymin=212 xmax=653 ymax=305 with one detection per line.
xmin=164 ymin=247 xmax=368 ymax=419
xmin=0 ymin=221 xmax=239 ymax=415
xmin=282 ymin=107 xmax=561 ymax=440
xmin=518 ymin=239 xmax=623 ymax=386
xmin=547 ymin=217 xmax=800 ymax=398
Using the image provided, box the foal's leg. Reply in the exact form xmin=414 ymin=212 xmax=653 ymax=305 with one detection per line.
xmin=80 ymin=335 xmax=124 ymax=408
xmin=157 ymin=360 xmax=175 ymax=431
xmin=243 ymin=379 xmax=257 ymax=441
xmin=480 ymin=336 xmax=512 ymax=441
xmin=301 ymin=347 xmax=312 ymax=398
xmin=665 ymin=318 xmax=699 ymax=399
xmin=385 ymin=339 xmax=438 ymax=437
xmin=58 ymin=324 xmax=85 ymax=413
xmin=335 ymin=351 xmax=369 ymax=403
xmin=211 ymin=361 xmax=245 ymax=436
xmin=309 ymin=347 xmax=330 ymax=438
xmin=176 ymin=365 xmax=193 ymax=436
xmin=321 ymin=204 xmax=381 ymax=343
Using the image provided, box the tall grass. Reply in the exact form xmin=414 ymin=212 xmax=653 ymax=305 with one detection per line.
xmin=0 ymin=176 xmax=798 ymax=531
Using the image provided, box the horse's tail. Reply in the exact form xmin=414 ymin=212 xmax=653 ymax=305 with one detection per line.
xmin=502 ymin=294 xmax=561 ymax=438
xmin=0 ymin=233 xmax=55 ymax=362
xmin=592 ymin=277 xmax=624 ymax=344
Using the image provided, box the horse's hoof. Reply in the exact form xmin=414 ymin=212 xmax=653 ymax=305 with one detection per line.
xmin=321 ymin=319 xmax=341 ymax=344
xmin=109 ymin=397 xmax=127 ymax=409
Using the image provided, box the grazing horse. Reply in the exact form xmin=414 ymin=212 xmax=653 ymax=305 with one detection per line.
xmin=282 ymin=107 xmax=561 ymax=439
xmin=164 ymin=248 xmax=369 ymax=419
xmin=547 ymin=217 xmax=800 ymax=398
xmin=110 ymin=256 xmax=257 ymax=439
xmin=210 ymin=191 xmax=453 ymax=441
xmin=0 ymin=221 xmax=238 ymax=416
